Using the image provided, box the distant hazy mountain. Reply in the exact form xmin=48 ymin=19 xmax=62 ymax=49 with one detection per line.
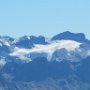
xmin=0 ymin=31 xmax=90 ymax=90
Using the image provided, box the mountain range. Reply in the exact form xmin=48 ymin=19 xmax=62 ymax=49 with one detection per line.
xmin=0 ymin=31 xmax=90 ymax=90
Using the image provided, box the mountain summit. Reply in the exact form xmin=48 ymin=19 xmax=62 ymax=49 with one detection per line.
xmin=52 ymin=31 xmax=88 ymax=42
xmin=0 ymin=31 xmax=90 ymax=90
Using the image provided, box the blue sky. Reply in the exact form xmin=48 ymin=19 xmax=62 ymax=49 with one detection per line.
xmin=0 ymin=0 xmax=90 ymax=39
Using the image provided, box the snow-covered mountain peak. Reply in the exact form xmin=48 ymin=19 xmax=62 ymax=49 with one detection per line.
xmin=0 ymin=32 xmax=90 ymax=90
xmin=0 ymin=38 xmax=11 ymax=47
xmin=10 ymin=40 xmax=81 ymax=61
xmin=0 ymin=31 xmax=90 ymax=63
